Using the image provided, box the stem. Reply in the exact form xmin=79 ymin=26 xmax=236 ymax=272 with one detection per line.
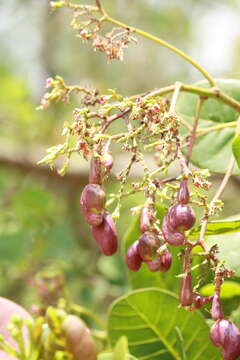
xmin=155 ymin=175 xmax=179 ymax=186
xmin=177 ymin=146 xmax=190 ymax=178
xmin=183 ymin=85 xmax=240 ymax=112
xmin=212 ymin=156 xmax=235 ymax=202
xmin=168 ymin=82 xmax=190 ymax=178
xmin=197 ymin=121 xmax=237 ymax=136
xmin=95 ymin=0 xmax=106 ymax=16
xmin=140 ymin=84 xmax=240 ymax=112
xmin=101 ymin=108 xmax=131 ymax=132
xmin=186 ymin=97 xmax=205 ymax=163
xmin=184 ymin=246 xmax=192 ymax=273
xmin=169 ymin=82 xmax=183 ymax=114
xmin=104 ymin=16 xmax=216 ymax=87
xmin=199 ymin=155 xmax=235 ymax=246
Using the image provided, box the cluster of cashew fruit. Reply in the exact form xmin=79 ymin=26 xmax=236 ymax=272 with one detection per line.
xmin=80 ymin=164 xmax=240 ymax=359
xmin=125 ymin=179 xmax=240 ymax=360
xmin=80 ymin=156 xmax=118 ymax=256
xmin=125 ymin=179 xmax=194 ymax=273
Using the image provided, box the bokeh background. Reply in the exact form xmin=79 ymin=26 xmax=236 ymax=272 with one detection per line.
xmin=0 ymin=0 xmax=240 ymax=318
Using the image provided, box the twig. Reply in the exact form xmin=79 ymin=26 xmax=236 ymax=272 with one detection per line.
xmin=196 ymin=121 xmax=237 ymax=136
xmin=105 ymin=16 xmax=216 ymax=87
xmin=211 ymin=156 xmax=235 ymax=202
xmin=168 ymin=82 xmax=190 ymax=178
xmin=95 ymin=0 xmax=106 ymax=16
xmin=186 ymin=97 xmax=205 ymax=164
xmin=199 ymin=155 xmax=235 ymax=247
xmin=169 ymin=82 xmax=183 ymax=114
xmin=134 ymin=84 xmax=240 ymax=112
xmin=101 ymin=108 xmax=131 ymax=132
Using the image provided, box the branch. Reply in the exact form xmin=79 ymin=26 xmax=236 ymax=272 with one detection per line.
xmin=95 ymin=0 xmax=106 ymax=16
xmin=199 ymin=155 xmax=235 ymax=247
xmin=101 ymin=108 xmax=131 ymax=132
xmin=146 ymin=84 xmax=240 ymax=112
xmin=186 ymin=97 xmax=205 ymax=164
xmin=168 ymin=82 xmax=190 ymax=177
xmin=169 ymin=82 xmax=183 ymax=114
xmin=129 ymin=83 xmax=240 ymax=113
xmin=103 ymin=16 xmax=216 ymax=87
xmin=0 ymin=143 xmax=178 ymax=185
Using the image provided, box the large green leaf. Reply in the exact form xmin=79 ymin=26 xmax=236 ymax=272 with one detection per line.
xmin=108 ymin=288 xmax=220 ymax=360
xmin=201 ymin=281 xmax=240 ymax=299
xmin=230 ymin=305 xmax=240 ymax=328
xmin=205 ymin=232 xmax=240 ymax=276
xmin=232 ymin=135 xmax=240 ymax=169
xmin=177 ymin=79 xmax=240 ymax=174
xmin=123 ymin=205 xmax=183 ymax=292
xmin=190 ymin=219 xmax=240 ymax=238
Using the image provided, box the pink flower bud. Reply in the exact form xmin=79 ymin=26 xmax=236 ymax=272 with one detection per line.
xmin=41 ymin=97 xmax=49 ymax=109
xmin=98 ymin=96 xmax=107 ymax=104
xmin=179 ymin=273 xmax=193 ymax=306
xmin=91 ymin=212 xmax=118 ymax=256
xmin=103 ymin=153 xmax=114 ymax=171
xmin=89 ymin=157 xmax=102 ymax=185
xmin=178 ymin=179 xmax=190 ymax=204
xmin=72 ymin=108 xmax=81 ymax=120
xmin=126 ymin=241 xmax=142 ymax=272
xmin=211 ymin=293 xmax=224 ymax=321
xmin=46 ymin=77 xmax=54 ymax=88
xmin=78 ymin=140 xmax=88 ymax=150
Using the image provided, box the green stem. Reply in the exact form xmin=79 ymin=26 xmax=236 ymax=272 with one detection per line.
xmin=199 ymin=155 xmax=235 ymax=246
xmin=197 ymin=121 xmax=237 ymax=136
xmin=145 ymin=84 xmax=240 ymax=112
xmin=169 ymin=82 xmax=183 ymax=113
xmin=183 ymin=85 xmax=240 ymax=111
xmin=104 ymin=16 xmax=216 ymax=87
xmin=186 ymin=97 xmax=205 ymax=163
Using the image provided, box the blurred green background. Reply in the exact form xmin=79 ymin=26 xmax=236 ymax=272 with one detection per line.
xmin=0 ymin=0 xmax=240 ymax=319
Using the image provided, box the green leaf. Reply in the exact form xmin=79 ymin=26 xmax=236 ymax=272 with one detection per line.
xmin=113 ymin=336 xmax=129 ymax=360
xmin=98 ymin=355 xmax=137 ymax=360
xmin=123 ymin=205 xmax=183 ymax=292
xmin=108 ymin=288 xmax=220 ymax=360
xmin=232 ymin=135 xmax=240 ymax=169
xmin=201 ymin=281 xmax=240 ymax=299
xmin=177 ymin=79 xmax=240 ymax=174
xmin=230 ymin=305 xmax=240 ymax=328
xmin=205 ymin=232 xmax=240 ymax=276
xmin=190 ymin=219 xmax=240 ymax=238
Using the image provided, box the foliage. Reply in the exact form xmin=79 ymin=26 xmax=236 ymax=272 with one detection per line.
xmin=108 ymin=289 xmax=221 ymax=359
